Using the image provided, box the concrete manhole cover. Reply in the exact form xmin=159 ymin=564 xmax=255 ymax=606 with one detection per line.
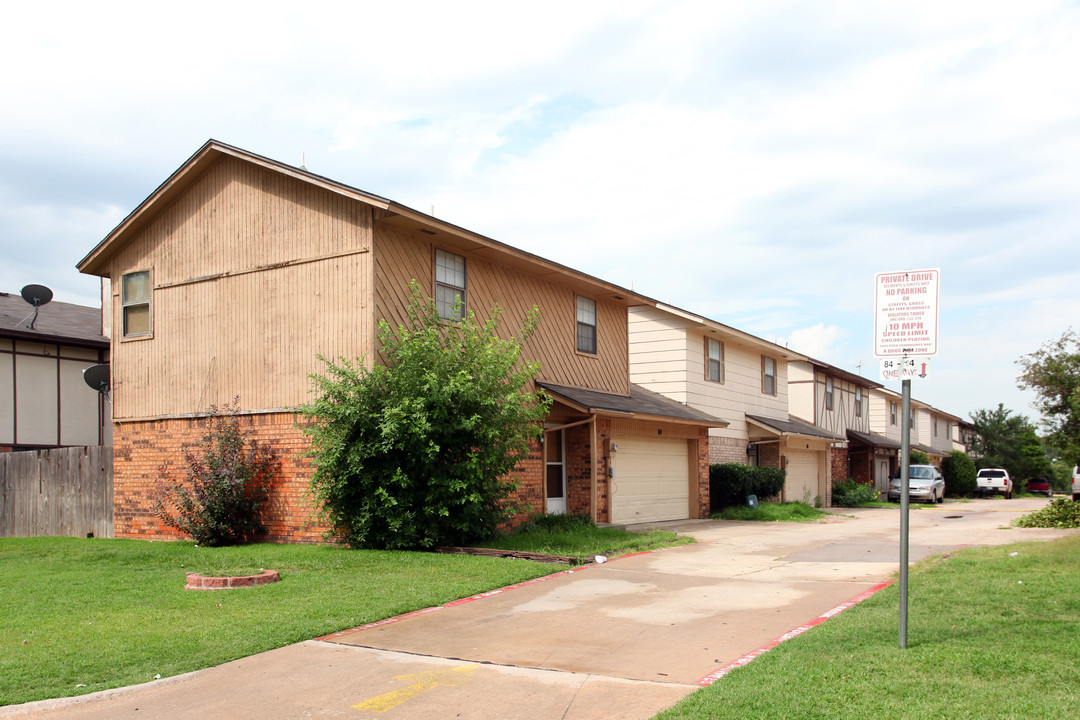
xmin=943 ymin=515 xmax=963 ymax=519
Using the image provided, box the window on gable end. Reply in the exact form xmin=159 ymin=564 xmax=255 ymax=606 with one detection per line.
xmin=435 ymin=248 xmax=466 ymax=320
xmin=706 ymin=338 xmax=724 ymax=383
xmin=576 ymin=296 xmax=597 ymax=354
xmin=122 ymin=270 xmax=151 ymax=337
xmin=762 ymin=356 xmax=776 ymax=396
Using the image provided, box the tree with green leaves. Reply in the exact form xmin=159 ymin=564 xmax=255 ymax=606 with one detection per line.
xmin=300 ymin=284 xmax=552 ymax=550
xmin=1017 ymin=328 xmax=1080 ymax=467
xmin=969 ymin=404 xmax=1051 ymax=482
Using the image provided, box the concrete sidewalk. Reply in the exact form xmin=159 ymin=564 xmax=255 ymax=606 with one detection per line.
xmin=5 ymin=498 xmax=1074 ymax=720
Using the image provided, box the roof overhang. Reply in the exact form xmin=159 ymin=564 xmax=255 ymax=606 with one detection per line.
xmin=746 ymin=414 xmax=844 ymax=443
xmin=537 ymin=382 xmax=729 ymax=428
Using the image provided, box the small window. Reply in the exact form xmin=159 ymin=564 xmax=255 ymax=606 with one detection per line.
xmin=855 ymin=387 xmax=863 ymax=417
xmin=825 ymin=377 xmax=834 ymax=411
xmin=890 ymin=402 xmax=897 ymax=426
xmin=435 ymin=249 xmax=466 ymax=320
xmin=762 ymin=356 xmax=776 ymax=396
xmin=933 ymin=418 xmax=939 ymax=437
xmin=576 ymin=296 xmax=597 ymax=354
xmin=706 ymin=338 xmax=724 ymax=383
xmin=122 ymin=270 xmax=151 ymax=337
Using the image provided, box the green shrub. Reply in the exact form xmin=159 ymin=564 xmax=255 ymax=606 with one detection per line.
xmin=941 ymin=450 xmax=978 ymax=497
xmin=910 ymin=449 xmax=931 ymax=466
xmin=1012 ymin=498 xmax=1080 ymax=529
xmin=710 ymin=463 xmax=786 ymax=510
xmin=153 ymin=400 xmax=275 ymax=546
xmin=300 ymin=286 xmax=551 ymax=549
xmin=525 ymin=513 xmax=593 ymax=532
xmin=831 ymin=479 xmax=880 ymax=506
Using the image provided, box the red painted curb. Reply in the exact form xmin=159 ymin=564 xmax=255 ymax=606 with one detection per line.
xmin=696 ymin=581 xmax=894 ymax=686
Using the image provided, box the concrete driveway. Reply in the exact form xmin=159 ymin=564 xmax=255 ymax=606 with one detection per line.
xmin=5 ymin=497 xmax=1075 ymax=720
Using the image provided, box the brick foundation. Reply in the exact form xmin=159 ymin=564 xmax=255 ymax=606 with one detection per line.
xmin=114 ymin=412 xmax=326 ymax=543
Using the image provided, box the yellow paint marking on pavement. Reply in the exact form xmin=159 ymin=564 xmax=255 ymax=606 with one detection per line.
xmin=354 ymin=665 xmax=478 ymax=712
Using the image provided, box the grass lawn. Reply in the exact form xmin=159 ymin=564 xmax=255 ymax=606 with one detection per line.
xmin=0 ymin=537 xmax=558 ymax=706
xmin=654 ymin=534 xmax=1080 ymax=720
xmin=712 ymin=501 xmax=831 ymax=522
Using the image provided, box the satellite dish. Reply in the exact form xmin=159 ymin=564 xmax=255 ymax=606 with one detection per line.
xmin=83 ymin=364 xmax=111 ymax=403
xmin=20 ymin=284 xmax=53 ymax=329
xmin=21 ymin=284 xmax=53 ymax=307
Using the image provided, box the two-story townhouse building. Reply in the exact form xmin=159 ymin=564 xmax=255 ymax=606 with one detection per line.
xmin=1 ymin=291 xmax=110 ymax=452
xmin=788 ymin=359 xmax=895 ymax=490
xmin=76 ymin=140 xmax=724 ymax=541
xmin=628 ymin=305 xmax=839 ymax=507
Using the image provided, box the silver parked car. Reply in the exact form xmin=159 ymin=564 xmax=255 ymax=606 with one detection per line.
xmin=888 ymin=464 xmax=945 ymax=504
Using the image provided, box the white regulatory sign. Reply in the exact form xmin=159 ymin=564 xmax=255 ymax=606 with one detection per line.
xmin=874 ymin=269 xmax=940 ymax=357
xmin=880 ymin=357 xmax=930 ymax=382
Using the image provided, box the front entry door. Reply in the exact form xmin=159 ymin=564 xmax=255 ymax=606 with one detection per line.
xmin=546 ymin=429 xmax=566 ymax=514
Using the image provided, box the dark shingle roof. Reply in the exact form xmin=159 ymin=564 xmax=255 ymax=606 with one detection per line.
xmin=746 ymin=414 xmax=843 ymax=441
xmin=537 ymin=382 xmax=728 ymax=427
xmin=0 ymin=292 xmax=107 ymax=347
xmin=846 ymin=429 xmax=902 ymax=450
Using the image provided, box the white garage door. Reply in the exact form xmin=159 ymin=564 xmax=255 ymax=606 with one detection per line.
xmin=611 ymin=437 xmax=690 ymax=524
xmin=785 ymin=450 xmax=819 ymax=505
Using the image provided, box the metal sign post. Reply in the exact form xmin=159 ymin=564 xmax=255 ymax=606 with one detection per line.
xmin=899 ymin=379 xmax=911 ymax=648
xmin=874 ymin=268 xmax=939 ymax=651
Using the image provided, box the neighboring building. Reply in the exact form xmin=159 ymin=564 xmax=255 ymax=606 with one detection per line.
xmin=76 ymin=140 xmax=725 ymax=542
xmin=0 ymin=291 xmax=111 ymax=451
xmin=915 ymin=404 xmax=960 ymax=466
xmin=954 ymin=419 xmax=978 ymax=456
xmin=788 ymin=358 xmax=897 ymax=490
xmin=628 ymin=305 xmax=839 ymax=507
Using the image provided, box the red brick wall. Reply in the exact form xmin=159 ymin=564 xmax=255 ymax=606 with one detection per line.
xmin=113 ymin=412 xmax=326 ymax=543
xmin=695 ymin=428 xmax=710 ymax=518
xmin=831 ymin=446 xmax=850 ymax=484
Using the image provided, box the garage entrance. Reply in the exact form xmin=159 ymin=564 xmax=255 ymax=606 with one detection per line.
xmin=610 ymin=436 xmax=690 ymax=524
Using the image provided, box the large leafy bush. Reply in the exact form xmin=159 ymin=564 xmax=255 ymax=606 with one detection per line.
xmin=300 ymin=286 xmax=551 ymax=550
xmin=154 ymin=400 xmax=275 ymax=546
xmin=710 ymin=463 xmax=786 ymax=510
xmin=941 ymin=450 xmax=977 ymax=497
xmin=1012 ymin=498 xmax=1080 ymax=529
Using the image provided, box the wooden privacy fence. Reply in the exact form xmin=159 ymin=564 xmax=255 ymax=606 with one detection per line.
xmin=0 ymin=446 xmax=113 ymax=538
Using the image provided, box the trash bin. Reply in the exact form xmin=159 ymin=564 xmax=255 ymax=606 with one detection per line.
xmin=746 ymin=494 xmax=758 ymax=510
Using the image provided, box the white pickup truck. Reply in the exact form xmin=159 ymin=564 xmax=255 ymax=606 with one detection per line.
xmin=976 ymin=468 xmax=1012 ymax=499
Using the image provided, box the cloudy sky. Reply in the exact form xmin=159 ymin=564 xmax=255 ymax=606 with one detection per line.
xmin=2 ymin=0 xmax=1077 ymax=425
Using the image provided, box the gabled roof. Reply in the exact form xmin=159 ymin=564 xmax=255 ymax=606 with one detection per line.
xmin=537 ymin=381 xmax=728 ymax=427
xmin=76 ymin=140 xmax=656 ymax=308
xmin=798 ymin=356 xmax=882 ymax=389
xmin=747 ymin=414 xmax=843 ymax=442
xmin=646 ymin=303 xmax=806 ymax=361
xmin=0 ymin=292 xmax=107 ymax=347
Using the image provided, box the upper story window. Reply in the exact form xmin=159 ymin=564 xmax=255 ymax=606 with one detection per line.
xmin=706 ymin=338 xmax=724 ymax=383
xmin=122 ymin=270 xmax=151 ymax=337
xmin=933 ymin=418 xmax=939 ymax=437
xmin=855 ymin=387 xmax=863 ymax=417
xmin=762 ymin=356 xmax=776 ymax=396
xmin=435 ymin=249 xmax=466 ymax=320
xmin=576 ymin=296 xmax=597 ymax=354
xmin=825 ymin=377 xmax=834 ymax=411
xmin=890 ymin=402 xmax=897 ymax=426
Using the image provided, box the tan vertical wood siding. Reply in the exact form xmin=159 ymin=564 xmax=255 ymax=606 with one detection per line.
xmin=104 ymin=157 xmax=375 ymax=419
xmin=374 ymin=225 xmax=629 ymax=395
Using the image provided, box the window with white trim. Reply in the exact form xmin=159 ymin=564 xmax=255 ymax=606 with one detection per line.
xmin=706 ymin=338 xmax=724 ymax=383
xmin=122 ymin=270 xmax=151 ymax=337
xmin=855 ymin=386 xmax=863 ymax=417
xmin=435 ymin=249 xmax=466 ymax=320
xmin=576 ymin=296 xmax=597 ymax=354
xmin=890 ymin=402 xmax=897 ymax=426
xmin=825 ymin=377 xmax=834 ymax=411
